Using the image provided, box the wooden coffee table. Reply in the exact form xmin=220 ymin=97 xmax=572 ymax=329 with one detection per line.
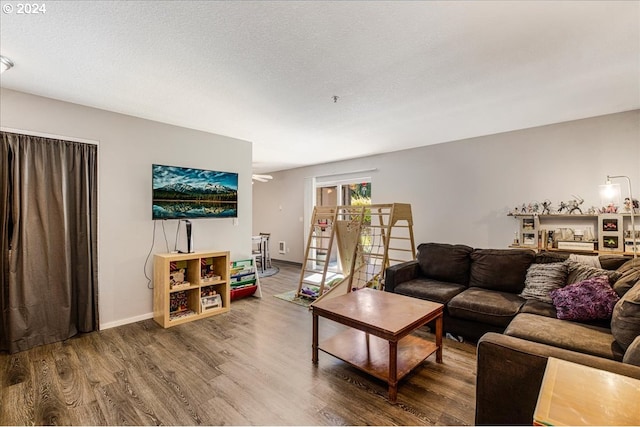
xmin=311 ymin=288 xmax=443 ymax=402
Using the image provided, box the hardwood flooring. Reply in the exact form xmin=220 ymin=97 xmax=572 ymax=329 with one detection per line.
xmin=0 ymin=261 xmax=477 ymax=425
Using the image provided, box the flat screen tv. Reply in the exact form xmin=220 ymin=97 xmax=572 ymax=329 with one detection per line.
xmin=152 ymin=164 xmax=238 ymax=220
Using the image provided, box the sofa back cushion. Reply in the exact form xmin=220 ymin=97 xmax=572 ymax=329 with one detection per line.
xmin=416 ymin=243 xmax=473 ymax=286
xmin=534 ymin=251 xmax=569 ymax=264
xmin=613 ymin=258 xmax=640 ymax=297
xmin=611 ymin=279 xmax=640 ymax=351
xmin=623 ymin=336 xmax=640 ymax=366
xmin=470 ymin=249 xmax=535 ymax=293
xmin=600 ymin=255 xmax=633 ymax=271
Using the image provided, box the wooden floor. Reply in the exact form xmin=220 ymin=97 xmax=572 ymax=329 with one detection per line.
xmin=0 ymin=261 xmax=477 ymax=426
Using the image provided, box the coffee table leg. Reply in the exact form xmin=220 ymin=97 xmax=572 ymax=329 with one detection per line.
xmin=312 ymin=312 xmax=319 ymax=364
xmin=435 ymin=314 xmax=443 ymax=363
xmin=388 ymin=340 xmax=398 ymax=402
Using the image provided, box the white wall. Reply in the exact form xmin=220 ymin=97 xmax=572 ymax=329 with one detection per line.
xmin=253 ymin=110 xmax=640 ymax=263
xmin=1 ymin=88 xmax=253 ymax=329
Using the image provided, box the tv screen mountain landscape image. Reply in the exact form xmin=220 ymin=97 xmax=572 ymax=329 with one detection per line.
xmin=152 ymin=164 xmax=238 ymax=219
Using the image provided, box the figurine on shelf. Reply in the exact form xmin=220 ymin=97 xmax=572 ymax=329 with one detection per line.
xmin=529 ymin=202 xmax=540 ymax=214
xmin=541 ymin=200 xmax=553 ymax=215
xmin=566 ymin=195 xmax=584 ymax=214
xmin=557 ymin=201 xmax=569 ymax=214
xmin=624 ymin=197 xmax=640 ymax=213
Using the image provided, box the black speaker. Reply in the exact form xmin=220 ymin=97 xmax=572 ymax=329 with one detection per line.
xmin=185 ymin=220 xmax=193 ymax=253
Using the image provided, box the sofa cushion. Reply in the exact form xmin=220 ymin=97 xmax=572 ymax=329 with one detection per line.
xmin=600 ymin=254 xmax=633 ymax=271
xmin=549 ymin=275 xmax=620 ymax=321
xmin=469 ymin=249 xmax=535 ymax=293
xmin=612 ymin=258 xmax=640 ymax=297
xmin=534 ymin=251 xmax=569 ymax=264
xmin=505 ymin=313 xmax=624 ymax=361
xmin=520 ymin=299 xmax=557 ymax=318
xmin=519 ymin=262 xmax=568 ymax=304
xmin=623 ymin=336 xmax=640 ymax=367
xmin=393 ymin=278 xmax=466 ymax=305
xmin=565 ymin=259 xmax=621 ymax=286
xmin=611 ymin=280 xmax=640 ymax=351
xmin=416 ymin=243 xmax=473 ymax=286
xmin=448 ymin=287 xmax=525 ymax=327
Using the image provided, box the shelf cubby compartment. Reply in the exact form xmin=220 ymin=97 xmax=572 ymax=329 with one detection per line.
xmin=200 ymin=255 xmax=227 ymax=285
xmin=168 ymin=289 xmax=199 ymax=322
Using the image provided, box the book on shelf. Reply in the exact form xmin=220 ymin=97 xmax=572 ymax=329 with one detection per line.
xmin=231 ymin=282 xmax=256 ymax=290
xmin=539 ymin=229 xmax=555 ymax=250
xmin=169 ymin=291 xmax=189 ymax=312
xmin=169 ymin=309 xmax=196 ymax=320
xmin=231 ymin=272 xmax=256 ymax=283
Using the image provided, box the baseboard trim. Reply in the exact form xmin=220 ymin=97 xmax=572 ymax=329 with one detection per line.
xmin=99 ymin=312 xmax=154 ymax=330
xmin=272 ymin=258 xmax=302 ymax=267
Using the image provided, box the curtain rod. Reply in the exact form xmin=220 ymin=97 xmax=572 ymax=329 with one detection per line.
xmin=309 ymin=168 xmax=378 ymax=179
xmin=1 ymin=127 xmax=100 ymax=145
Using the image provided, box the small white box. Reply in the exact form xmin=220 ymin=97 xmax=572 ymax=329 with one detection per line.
xmin=557 ymin=241 xmax=595 ymax=251
xmin=201 ymin=294 xmax=222 ymax=311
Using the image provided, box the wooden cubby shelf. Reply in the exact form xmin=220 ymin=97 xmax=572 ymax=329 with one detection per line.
xmin=153 ymin=250 xmax=230 ymax=328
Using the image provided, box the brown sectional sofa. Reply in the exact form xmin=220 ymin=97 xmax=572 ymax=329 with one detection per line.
xmin=386 ymin=243 xmax=545 ymax=341
xmin=385 ymin=242 xmax=640 ymax=425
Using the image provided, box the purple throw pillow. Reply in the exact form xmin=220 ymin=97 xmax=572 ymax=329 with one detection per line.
xmin=549 ymin=275 xmax=620 ymax=321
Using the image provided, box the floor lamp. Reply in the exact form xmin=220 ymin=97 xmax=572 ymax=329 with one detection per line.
xmin=601 ymin=175 xmax=637 ymax=258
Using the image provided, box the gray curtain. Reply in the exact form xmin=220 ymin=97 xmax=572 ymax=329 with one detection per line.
xmin=0 ymin=131 xmax=98 ymax=353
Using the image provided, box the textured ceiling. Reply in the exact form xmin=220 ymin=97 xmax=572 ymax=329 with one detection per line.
xmin=1 ymin=1 xmax=638 ymax=173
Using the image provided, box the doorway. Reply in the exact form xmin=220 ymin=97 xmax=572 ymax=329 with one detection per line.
xmin=314 ymin=181 xmax=371 ymax=269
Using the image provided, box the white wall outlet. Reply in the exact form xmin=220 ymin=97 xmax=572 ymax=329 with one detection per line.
xmin=279 ymin=241 xmax=286 ymax=254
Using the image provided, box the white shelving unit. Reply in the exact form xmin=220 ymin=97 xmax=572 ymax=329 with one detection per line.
xmin=509 ymin=213 xmax=639 ymax=255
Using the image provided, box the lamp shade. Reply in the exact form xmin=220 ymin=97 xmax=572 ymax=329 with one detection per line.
xmin=600 ymin=182 xmax=621 ymax=210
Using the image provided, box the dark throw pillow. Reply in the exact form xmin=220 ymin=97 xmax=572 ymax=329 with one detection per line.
xmin=519 ymin=262 xmax=568 ymax=304
xmin=549 ymin=275 xmax=620 ymax=321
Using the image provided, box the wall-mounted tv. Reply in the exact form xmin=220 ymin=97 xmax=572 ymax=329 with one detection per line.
xmin=152 ymin=164 xmax=238 ymax=220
